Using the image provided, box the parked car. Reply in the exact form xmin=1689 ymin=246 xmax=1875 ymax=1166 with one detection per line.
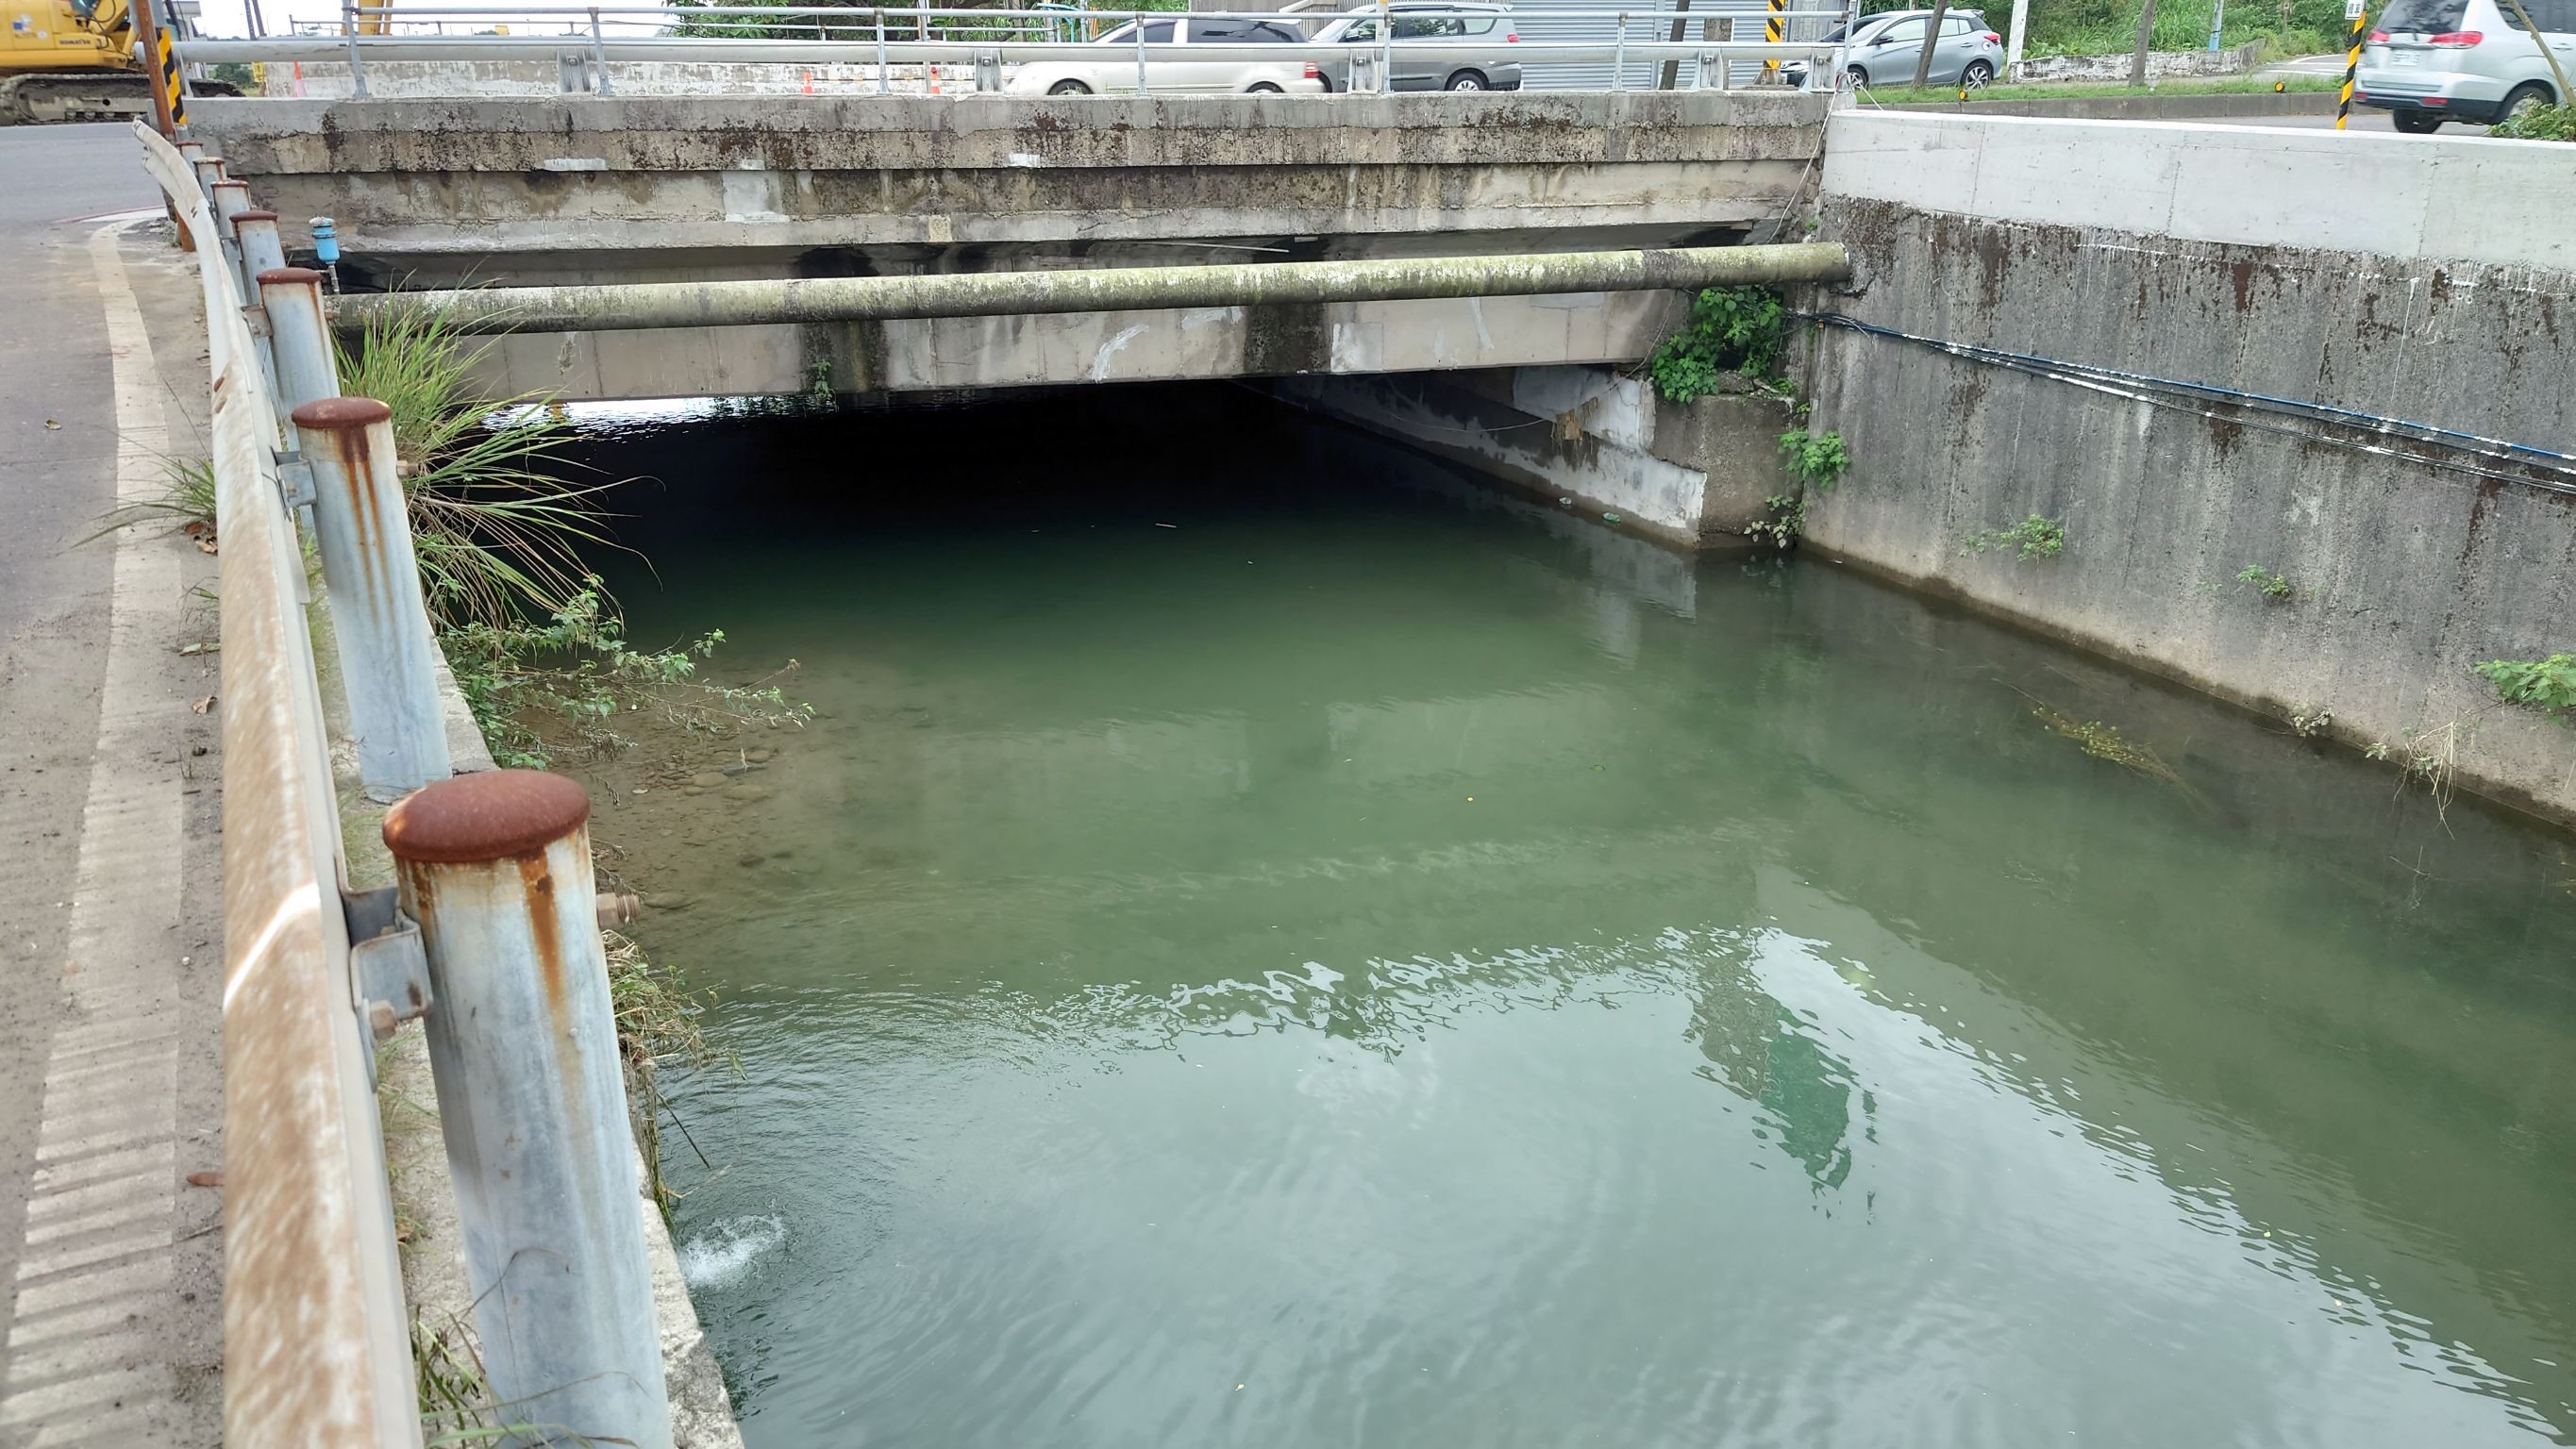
xmin=1788 ymin=8 xmax=2001 ymax=89
xmin=2356 ymin=0 xmax=2572 ymax=130
xmin=1004 ymin=15 xmax=1328 ymax=94
xmin=1310 ymin=3 xmax=1524 ymax=92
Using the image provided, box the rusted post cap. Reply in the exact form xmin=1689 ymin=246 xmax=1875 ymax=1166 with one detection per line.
xmin=235 ymin=209 xmax=278 ymax=223
xmin=212 ymin=178 xmax=248 ymax=193
xmin=291 ymin=395 xmax=393 ymax=430
xmin=256 ymin=265 xmax=325 ymax=286
xmin=385 ymin=769 xmax=592 ymax=865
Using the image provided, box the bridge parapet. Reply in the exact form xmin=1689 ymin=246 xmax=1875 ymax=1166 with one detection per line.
xmin=190 ymin=91 xmax=1828 ymax=286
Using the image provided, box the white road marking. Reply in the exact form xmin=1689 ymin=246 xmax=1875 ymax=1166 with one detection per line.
xmin=0 ymin=222 xmax=192 ymax=1446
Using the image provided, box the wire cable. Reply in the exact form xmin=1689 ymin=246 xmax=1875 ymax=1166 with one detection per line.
xmin=1800 ymin=311 xmax=2576 ymax=498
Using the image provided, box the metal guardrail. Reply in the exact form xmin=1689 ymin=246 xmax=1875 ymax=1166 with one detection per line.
xmin=135 ymin=119 xmax=425 ymax=1449
xmin=138 ymin=123 xmax=677 ymax=1449
xmin=181 ymin=4 xmax=1858 ymax=95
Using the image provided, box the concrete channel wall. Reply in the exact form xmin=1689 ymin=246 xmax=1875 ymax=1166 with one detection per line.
xmin=188 ymin=91 xmax=1828 ymax=285
xmin=1802 ymin=113 xmax=2576 ymax=824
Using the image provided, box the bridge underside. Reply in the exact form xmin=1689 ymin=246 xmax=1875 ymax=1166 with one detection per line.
xmin=463 ymin=290 xmax=1677 ymax=401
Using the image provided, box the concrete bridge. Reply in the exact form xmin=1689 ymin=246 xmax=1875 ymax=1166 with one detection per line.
xmin=190 ymin=91 xmax=1825 ymax=399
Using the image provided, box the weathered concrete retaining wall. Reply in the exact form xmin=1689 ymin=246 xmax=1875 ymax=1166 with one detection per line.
xmin=1804 ymin=113 xmax=2576 ymax=824
xmin=1278 ymin=365 xmax=1793 ymax=548
xmin=189 ymin=91 xmax=1827 ymax=284
xmin=2009 ymin=42 xmax=2263 ymax=82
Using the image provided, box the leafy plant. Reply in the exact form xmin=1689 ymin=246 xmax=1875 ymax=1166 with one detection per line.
xmin=442 ymin=581 xmax=810 ymax=768
xmin=1649 ymin=285 xmax=1787 ymax=403
xmin=2491 ymin=103 xmax=2576 ymax=142
xmin=1748 ymin=492 xmax=1808 ymax=549
xmin=2476 ymin=654 xmax=2576 ymax=721
xmin=2288 ymin=702 xmax=2333 ymax=738
xmin=1964 ymin=513 xmax=2066 ymax=561
xmin=1778 ymin=428 xmax=1849 ymax=491
xmin=2236 ymin=564 xmax=2292 ymax=601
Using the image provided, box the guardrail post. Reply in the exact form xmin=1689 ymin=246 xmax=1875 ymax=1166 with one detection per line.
xmin=210 ymin=177 xmax=251 ymax=241
xmin=235 ymin=208 xmax=288 ymax=289
xmin=382 ymin=770 xmax=674 ymax=1449
xmin=192 ymin=152 xmax=226 ymax=201
xmin=290 ymin=396 xmax=453 ymax=800
xmin=258 ymin=265 xmax=340 ymax=419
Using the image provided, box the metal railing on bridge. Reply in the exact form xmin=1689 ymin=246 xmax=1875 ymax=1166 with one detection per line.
xmin=179 ymin=4 xmax=1860 ymax=97
xmin=141 ymin=125 xmax=679 ymax=1449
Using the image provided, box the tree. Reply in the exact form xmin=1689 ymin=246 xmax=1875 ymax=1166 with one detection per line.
xmin=1914 ymin=0 xmax=1951 ymax=86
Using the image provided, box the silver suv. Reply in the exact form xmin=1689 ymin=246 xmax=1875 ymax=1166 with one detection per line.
xmin=1312 ymin=3 xmax=1524 ymax=92
xmin=2357 ymin=0 xmax=2574 ymax=130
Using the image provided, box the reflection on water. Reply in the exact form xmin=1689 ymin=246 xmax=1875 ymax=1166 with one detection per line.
xmin=564 ymin=386 xmax=2576 ymax=1448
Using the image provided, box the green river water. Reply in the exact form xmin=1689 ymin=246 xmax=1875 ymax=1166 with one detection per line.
xmin=568 ymin=386 xmax=2576 ymax=1448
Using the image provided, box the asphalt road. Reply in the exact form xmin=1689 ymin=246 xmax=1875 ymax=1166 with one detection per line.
xmin=0 ymin=124 xmax=225 ymax=1447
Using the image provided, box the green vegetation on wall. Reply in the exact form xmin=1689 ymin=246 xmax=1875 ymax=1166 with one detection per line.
xmin=1964 ymin=513 xmax=2067 ymax=561
xmin=1649 ymin=285 xmax=1787 ymax=403
xmin=2477 ymin=654 xmax=2576 ymax=722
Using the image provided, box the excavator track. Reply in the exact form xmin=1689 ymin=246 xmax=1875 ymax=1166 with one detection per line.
xmin=0 ymin=72 xmax=237 ymax=125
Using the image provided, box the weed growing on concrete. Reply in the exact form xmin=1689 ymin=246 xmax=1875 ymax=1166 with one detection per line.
xmin=1748 ymin=493 xmax=1809 ymax=549
xmin=2236 ymin=565 xmax=2292 ymax=601
xmin=2288 ymin=702 xmax=2333 ymax=738
xmin=1749 ymin=429 xmax=1851 ymax=548
xmin=1779 ymin=429 xmax=1849 ymax=491
xmin=83 ymin=455 xmax=220 ymax=551
xmin=443 ymin=582 xmax=810 ymax=768
xmin=2476 ymin=654 xmax=2576 ymax=722
xmin=1964 ymin=514 xmax=2066 ymax=561
xmin=1649 ymin=285 xmax=1786 ymax=403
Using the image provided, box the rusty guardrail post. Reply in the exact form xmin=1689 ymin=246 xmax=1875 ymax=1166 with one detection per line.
xmin=210 ymin=177 xmax=251 ymax=240
xmin=259 ymin=265 xmax=338 ymax=414
xmin=290 ymin=396 xmax=453 ymax=800
xmin=383 ymin=770 xmax=674 ymax=1449
xmin=234 ymin=210 xmax=287 ymax=292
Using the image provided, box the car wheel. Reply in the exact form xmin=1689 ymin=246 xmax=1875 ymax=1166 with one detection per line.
xmin=2501 ymin=81 xmax=2554 ymax=122
xmin=2391 ymin=108 xmax=2444 ymax=133
xmin=1445 ymin=70 xmax=1488 ymax=91
xmin=1847 ymin=66 xmax=1869 ymax=89
xmin=1247 ymin=82 xmax=1284 ymax=92
xmin=1048 ymin=79 xmax=1092 ymax=95
xmin=1963 ymin=59 xmax=1994 ymax=88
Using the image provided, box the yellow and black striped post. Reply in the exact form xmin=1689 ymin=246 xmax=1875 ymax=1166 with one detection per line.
xmin=1763 ymin=0 xmax=1786 ymax=74
xmin=157 ymin=25 xmax=188 ymax=129
xmin=2337 ymin=3 xmax=2367 ymax=129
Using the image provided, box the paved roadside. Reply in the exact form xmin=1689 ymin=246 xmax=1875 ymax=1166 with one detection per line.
xmin=0 ymin=125 xmax=226 ymax=1448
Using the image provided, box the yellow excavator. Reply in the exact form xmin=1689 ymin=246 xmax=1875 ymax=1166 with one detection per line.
xmin=1 ymin=0 xmax=235 ymax=125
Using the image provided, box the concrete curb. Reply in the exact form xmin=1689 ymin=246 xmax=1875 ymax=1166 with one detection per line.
xmin=1882 ymin=90 xmax=2337 ymax=120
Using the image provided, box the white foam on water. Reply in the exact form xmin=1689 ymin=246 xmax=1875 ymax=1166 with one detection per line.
xmin=677 ymin=1211 xmax=787 ymax=1291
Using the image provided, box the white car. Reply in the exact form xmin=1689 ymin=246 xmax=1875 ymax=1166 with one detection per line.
xmin=2357 ymin=0 xmax=2573 ymax=131
xmin=1004 ymin=15 xmax=1330 ymax=94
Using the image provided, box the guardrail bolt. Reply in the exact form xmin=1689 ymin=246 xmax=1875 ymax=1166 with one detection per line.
xmin=289 ymin=394 xmax=453 ymax=801
xmin=383 ymin=769 xmax=674 ymax=1449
